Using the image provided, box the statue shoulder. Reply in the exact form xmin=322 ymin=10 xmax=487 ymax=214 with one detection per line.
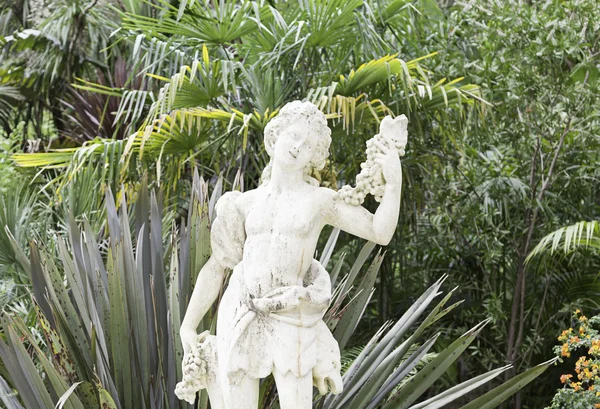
xmin=214 ymin=190 xmax=243 ymax=216
xmin=214 ymin=187 xmax=264 ymax=220
xmin=315 ymin=186 xmax=338 ymax=206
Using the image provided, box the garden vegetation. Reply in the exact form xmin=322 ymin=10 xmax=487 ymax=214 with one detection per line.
xmin=0 ymin=0 xmax=599 ymax=408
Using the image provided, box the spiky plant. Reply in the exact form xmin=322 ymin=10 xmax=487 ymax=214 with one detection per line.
xmin=0 ymin=173 xmax=552 ymax=409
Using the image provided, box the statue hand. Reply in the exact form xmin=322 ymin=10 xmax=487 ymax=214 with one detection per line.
xmin=374 ymin=139 xmax=402 ymax=186
xmin=252 ymin=286 xmax=313 ymax=312
xmin=181 ymin=328 xmax=209 ymax=357
xmin=180 ymin=327 xmax=197 ymax=357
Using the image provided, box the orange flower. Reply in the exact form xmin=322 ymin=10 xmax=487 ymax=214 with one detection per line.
xmin=560 ymin=374 xmax=573 ymax=383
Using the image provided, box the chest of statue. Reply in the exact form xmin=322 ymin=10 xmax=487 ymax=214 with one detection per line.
xmin=245 ymin=191 xmax=318 ymax=239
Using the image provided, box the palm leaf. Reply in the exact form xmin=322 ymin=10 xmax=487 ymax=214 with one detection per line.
xmin=527 ymin=220 xmax=600 ymax=260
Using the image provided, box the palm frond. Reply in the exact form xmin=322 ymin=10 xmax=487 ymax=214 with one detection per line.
xmin=527 ymin=220 xmax=600 ymax=260
xmin=121 ymin=0 xmax=269 ymax=45
xmin=300 ymin=0 xmax=363 ymax=48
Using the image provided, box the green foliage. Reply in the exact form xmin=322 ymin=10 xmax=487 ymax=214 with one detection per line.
xmin=9 ymin=0 xmax=484 ymax=198
xmin=546 ymin=389 xmax=600 ymax=409
xmin=0 ymin=173 xmax=550 ymax=408
xmin=1 ymin=0 xmax=600 ymax=407
xmin=373 ymin=1 xmax=600 ymax=406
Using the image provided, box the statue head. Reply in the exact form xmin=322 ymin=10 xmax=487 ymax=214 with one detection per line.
xmin=262 ymin=101 xmax=331 ymax=184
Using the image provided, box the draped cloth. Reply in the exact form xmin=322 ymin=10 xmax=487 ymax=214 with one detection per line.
xmin=211 ymin=192 xmax=343 ymax=391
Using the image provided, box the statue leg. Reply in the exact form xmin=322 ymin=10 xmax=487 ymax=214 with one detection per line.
xmin=221 ymin=372 xmax=259 ymax=409
xmin=273 ymin=370 xmax=313 ymax=409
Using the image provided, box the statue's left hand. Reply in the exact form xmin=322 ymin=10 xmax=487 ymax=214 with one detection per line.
xmin=374 ymin=139 xmax=402 ymax=186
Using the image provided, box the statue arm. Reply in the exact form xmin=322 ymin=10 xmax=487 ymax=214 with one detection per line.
xmin=327 ymin=181 xmax=401 ymax=246
xmin=180 ymin=257 xmax=227 ymax=354
xmin=326 ymin=144 xmax=402 ymax=246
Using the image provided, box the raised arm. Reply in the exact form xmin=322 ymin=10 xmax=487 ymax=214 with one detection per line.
xmin=180 ymin=257 xmax=226 ymax=355
xmin=325 ymin=141 xmax=402 ymax=245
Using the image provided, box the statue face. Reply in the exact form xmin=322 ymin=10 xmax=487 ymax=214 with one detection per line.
xmin=272 ymin=122 xmax=316 ymax=171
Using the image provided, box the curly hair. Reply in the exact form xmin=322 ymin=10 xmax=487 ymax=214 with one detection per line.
xmin=261 ymin=101 xmax=331 ymax=185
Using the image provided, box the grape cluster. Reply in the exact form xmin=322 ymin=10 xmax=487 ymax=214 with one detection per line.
xmin=337 ymin=115 xmax=408 ymax=206
xmin=174 ymin=333 xmax=216 ymax=404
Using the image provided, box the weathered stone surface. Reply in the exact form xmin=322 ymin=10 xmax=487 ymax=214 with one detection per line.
xmin=176 ymin=100 xmax=406 ymax=408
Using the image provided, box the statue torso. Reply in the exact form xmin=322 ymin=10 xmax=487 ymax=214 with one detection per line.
xmin=238 ymin=184 xmax=327 ymax=297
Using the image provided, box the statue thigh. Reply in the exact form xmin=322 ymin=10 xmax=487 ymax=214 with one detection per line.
xmin=273 ymin=370 xmax=313 ymax=409
xmin=221 ymin=374 xmax=259 ymax=409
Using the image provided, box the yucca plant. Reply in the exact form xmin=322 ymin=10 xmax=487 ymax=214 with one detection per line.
xmin=0 ymin=172 xmax=552 ymax=409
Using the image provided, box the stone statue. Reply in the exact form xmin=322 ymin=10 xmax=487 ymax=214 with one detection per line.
xmin=175 ymin=101 xmax=406 ymax=409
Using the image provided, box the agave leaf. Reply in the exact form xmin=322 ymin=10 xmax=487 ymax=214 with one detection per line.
xmin=367 ymin=290 xmax=462 ymax=403
xmin=325 ymin=278 xmax=447 ymax=409
xmin=0 ymin=374 xmax=25 ymax=409
xmin=327 ymin=252 xmax=346 ymax=291
xmin=0 ymin=323 xmax=56 ymax=408
xmin=133 ymin=228 xmax=151 ymax=397
xmin=319 ymin=227 xmax=340 ymax=268
xmin=119 ymin=190 xmax=150 ymax=401
xmin=72 ymin=382 xmax=100 ymax=408
xmin=0 ymin=337 xmax=43 ymax=409
xmin=333 ymin=250 xmax=383 ymax=350
xmin=5 ymin=227 xmax=31 ymax=276
xmin=55 ymin=382 xmax=84 ymax=409
xmin=106 ymin=239 xmax=133 ymax=408
xmin=408 ymin=365 xmax=511 ymax=409
xmin=458 ymin=358 xmax=557 ymax=409
xmin=338 ymin=241 xmax=376 ymax=296
xmin=46 ymin=246 xmax=94 ymax=371
xmin=28 ymin=242 xmax=55 ymax=327
xmin=98 ymin=385 xmax=119 ymax=409
xmin=34 ymin=304 xmax=78 ymax=384
xmin=344 ymin=276 xmax=447 ymax=389
xmin=169 ymin=242 xmax=184 ymax=382
xmin=359 ymin=334 xmax=440 ymax=409
xmin=382 ymin=320 xmax=491 ymax=409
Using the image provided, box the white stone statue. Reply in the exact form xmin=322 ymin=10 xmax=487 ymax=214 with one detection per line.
xmin=176 ymin=101 xmax=406 ymax=409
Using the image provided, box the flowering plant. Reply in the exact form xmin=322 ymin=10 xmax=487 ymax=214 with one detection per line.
xmin=547 ymin=310 xmax=600 ymax=408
